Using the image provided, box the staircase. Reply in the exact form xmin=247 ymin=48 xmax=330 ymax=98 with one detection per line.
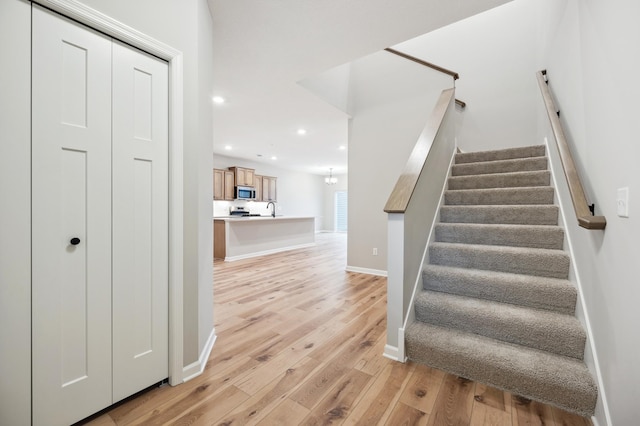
xmin=404 ymin=145 xmax=598 ymax=417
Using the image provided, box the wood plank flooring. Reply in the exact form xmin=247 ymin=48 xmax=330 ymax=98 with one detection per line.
xmin=86 ymin=232 xmax=592 ymax=426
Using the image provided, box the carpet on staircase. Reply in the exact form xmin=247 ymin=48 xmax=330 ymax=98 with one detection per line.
xmin=404 ymin=144 xmax=598 ymax=417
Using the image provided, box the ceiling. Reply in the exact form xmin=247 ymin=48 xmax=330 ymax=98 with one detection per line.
xmin=209 ymin=0 xmax=511 ymax=175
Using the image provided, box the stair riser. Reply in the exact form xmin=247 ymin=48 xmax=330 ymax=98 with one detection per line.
xmin=405 ymin=323 xmax=597 ymax=417
xmin=414 ymin=292 xmax=585 ymax=359
xmin=455 ymin=145 xmax=546 ymax=164
xmin=452 ymin=157 xmax=548 ymax=177
xmin=422 ymin=266 xmax=577 ymax=314
xmin=429 ymin=244 xmax=570 ymax=279
xmin=435 ymin=224 xmax=564 ymax=250
xmin=439 ymin=206 xmax=559 ymax=225
xmin=448 ymin=171 xmax=550 ymax=190
xmin=445 ymin=187 xmax=555 ymax=205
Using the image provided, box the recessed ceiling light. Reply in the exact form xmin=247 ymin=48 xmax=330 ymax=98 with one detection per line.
xmin=224 ymin=145 xmax=232 ymax=150
xmin=212 ymin=96 xmax=225 ymax=104
xmin=339 ymin=145 xmax=346 ymax=150
xmin=271 ymin=156 xmax=277 ymax=160
xmin=297 ymin=128 xmax=307 ymax=135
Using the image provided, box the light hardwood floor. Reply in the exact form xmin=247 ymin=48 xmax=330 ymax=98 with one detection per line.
xmin=86 ymin=232 xmax=591 ymax=425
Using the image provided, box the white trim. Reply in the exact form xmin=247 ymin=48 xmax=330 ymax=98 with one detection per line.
xmin=345 ymin=266 xmax=388 ymax=277
xmin=396 ymin=327 xmax=406 ymax=362
xmin=182 ymin=328 xmax=217 ymax=383
xmin=544 ymin=137 xmax=612 ymax=426
xmin=224 ymin=243 xmax=316 ymax=262
xmin=383 ymin=344 xmax=401 ymax=361
xmin=36 ymin=0 xmax=185 ymax=386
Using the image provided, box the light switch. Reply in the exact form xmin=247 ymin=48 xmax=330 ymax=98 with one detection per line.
xmin=617 ymin=187 xmax=629 ymax=218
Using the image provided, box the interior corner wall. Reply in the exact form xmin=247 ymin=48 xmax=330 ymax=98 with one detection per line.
xmin=393 ymin=0 xmax=540 ymax=153
xmin=537 ymin=0 xmax=640 ymax=424
xmin=44 ymin=0 xmax=214 ymax=366
xmin=0 ymin=1 xmax=32 ymax=424
xmin=197 ymin=0 xmax=215 ymax=364
xmin=347 ymin=51 xmax=452 ymax=272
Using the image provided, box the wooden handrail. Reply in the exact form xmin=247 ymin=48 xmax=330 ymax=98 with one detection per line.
xmin=385 ymin=48 xmax=465 ymax=109
xmin=385 ymin=48 xmax=459 ymax=80
xmin=536 ymin=70 xmax=606 ymax=230
xmin=384 ymin=88 xmax=455 ymax=213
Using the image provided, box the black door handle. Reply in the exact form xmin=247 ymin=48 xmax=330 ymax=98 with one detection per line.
xmin=70 ymin=237 xmax=81 ymax=246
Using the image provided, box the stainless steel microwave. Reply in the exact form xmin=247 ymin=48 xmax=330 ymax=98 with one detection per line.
xmin=235 ymin=185 xmax=256 ymax=200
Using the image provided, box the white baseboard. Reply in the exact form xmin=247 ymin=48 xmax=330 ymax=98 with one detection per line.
xmin=224 ymin=243 xmax=315 ymax=262
xmin=383 ymin=344 xmax=400 ymax=361
xmin=345 ymin=265 xmax=388 ymax=277
xmin=182 ymin=327 xmax=216 ymax=382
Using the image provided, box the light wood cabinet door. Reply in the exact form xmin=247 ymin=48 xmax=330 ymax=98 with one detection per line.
xmin=213 ymin=169 xmax=224 ymax=200
xmin=262 ymin=176 xmax=277 ymax=202
xmin=254 ymin=175 xmax=263 ymax=201
xmin=224 ymin=170 xmax=235 ymax=200
xmin=229 ymin=166 xmax=255 ymax=187
xmin=244 ymin=168 xmax=255 ymax=186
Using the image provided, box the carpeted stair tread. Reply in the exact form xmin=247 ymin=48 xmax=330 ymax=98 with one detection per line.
xmin=448 ymin=170 xmax=551 ymax=190
xmin=444 ymin=186 xmax=555 ymax=205
xmin=407 ymin=144 xmax=597 ymax=416
xmin=422 ymin=264 xmax=577 ymax=314
xmin=404 ymin=322 xmax=597 ymax=416
xmin=439 ymin=205 xmax=559 ymax=225
xmin=455 ymin=145 xmax=546 ymax=164
xmin=452 ymin=156 xmax=548 ymax=177
xmin=414 ymin=290 xmax=585 ymax=359
xmin=435 ymin=223 xmax=564 ymax=250
xmin=429 ymin=242 xmax=570 ymax=279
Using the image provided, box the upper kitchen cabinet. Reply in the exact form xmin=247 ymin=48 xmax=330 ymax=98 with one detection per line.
xmin=224 ymin=170 xmax=235 ymax=200
xmin=229 ymin=166 xmax=255 ymax=187
xmin=213 ymin=168 xmax=235 ymax=200
xmin=262 ymin=176 xmax=277 ymax=202
xmin=254 ymin=175 xmax=263 ymax=201
xmin=213 ymin=169 xmax=224 ymax=200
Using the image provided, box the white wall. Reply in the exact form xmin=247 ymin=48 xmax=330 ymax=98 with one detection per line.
xmin=0 ymin=0 xmax=214 ymax=422
xmin=0 ymin=1 xmax=31 ymax=424
xmin=536 ymin=0 xmax=640 ymax=424
xmin=213 ymin=155 xmax=325 ymax=230
xmin=347 ymin=51 xmax=453 ymax=273
xmin=394 ymin=0 xmax=540 ymax=152
xmin=196 ymin=0 xmax=215 ymax=366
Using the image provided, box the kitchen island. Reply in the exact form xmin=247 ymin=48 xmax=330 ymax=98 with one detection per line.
xmin=213 ymin=216 xmax=315 ymax=261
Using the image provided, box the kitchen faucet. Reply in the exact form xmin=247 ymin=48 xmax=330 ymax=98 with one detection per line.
xmin=266 ymin=201 xmax=276 ymax=217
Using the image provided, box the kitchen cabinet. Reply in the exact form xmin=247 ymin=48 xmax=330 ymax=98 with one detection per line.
xmin=262 ymin=176 xmax=277 ymax=202
xmin=214 ymin=169 xmax=235 ymax=200
xmin=229 ymin=166 xmax=255 ymax=187
xmin=224 ymin=170 xmax=235 ymax=200
xmin=213 ymin=220 xmax=226 ymax=260
xmin=213 ymin=169 xmax=224 ymax=200
xmin=254 ymin=175 xmax=263 ymax=201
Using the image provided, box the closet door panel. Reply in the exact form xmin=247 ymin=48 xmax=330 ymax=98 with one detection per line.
xmin=31 ymin=6 xmax=112 ymax=425
xmin=111 ymin=41 xmax=169 ymax=402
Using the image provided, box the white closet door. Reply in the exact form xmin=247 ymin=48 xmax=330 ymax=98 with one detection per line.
xmin=32 ymin=6 xmax=112 ymax=426
xmin=111 ymin=41 xmax=169 ymax=402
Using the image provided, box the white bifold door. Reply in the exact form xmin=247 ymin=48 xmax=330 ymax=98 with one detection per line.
xmin=32 ymin=6 xmax=169 ymax=425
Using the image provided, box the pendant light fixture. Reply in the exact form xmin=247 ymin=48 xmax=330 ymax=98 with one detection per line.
xmin=325 ymin=168 xmax=337 ymax=185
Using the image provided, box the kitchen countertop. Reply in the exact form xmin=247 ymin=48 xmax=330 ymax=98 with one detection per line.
xmin=213 ymin=215 xmax=313 ymax=222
